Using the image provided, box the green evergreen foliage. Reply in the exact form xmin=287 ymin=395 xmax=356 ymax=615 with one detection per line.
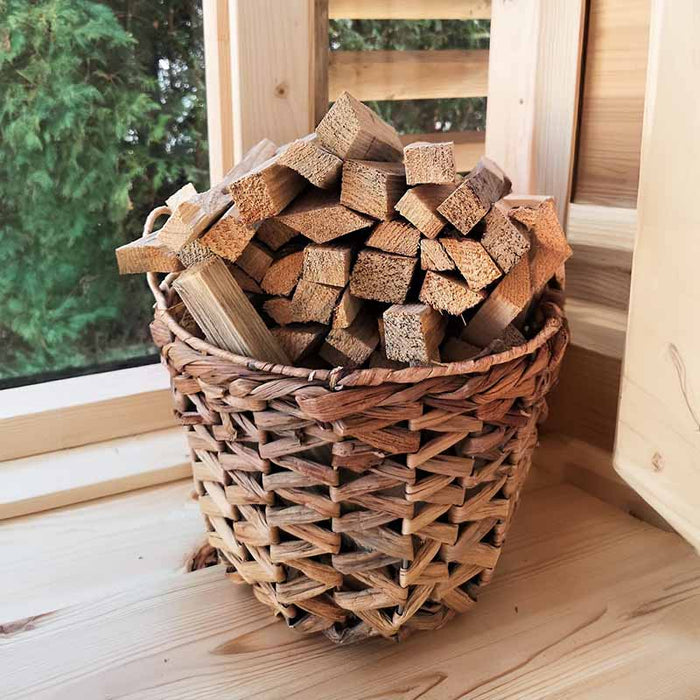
xmin=0 ymin=0 xmax=207 ymax=382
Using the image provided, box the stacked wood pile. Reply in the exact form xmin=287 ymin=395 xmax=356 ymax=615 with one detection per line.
xmin=117 ymin=91 xmax=571 ymax=369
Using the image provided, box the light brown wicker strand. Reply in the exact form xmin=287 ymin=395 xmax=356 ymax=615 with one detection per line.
xmin=144 ymin=209 xmax=569 ymax=643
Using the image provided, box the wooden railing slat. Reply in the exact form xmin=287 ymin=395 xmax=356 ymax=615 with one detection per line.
xmin=329 ymin=0 xmax=491 ymax=20
xmin=329 ymin=49 xmax=489 ymax=101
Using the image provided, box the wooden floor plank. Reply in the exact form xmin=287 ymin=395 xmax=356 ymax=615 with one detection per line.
xmin=2 ymin=484 xmax=699 ymax=699
xmin=0 ymin=479 xmax=204 ymax=625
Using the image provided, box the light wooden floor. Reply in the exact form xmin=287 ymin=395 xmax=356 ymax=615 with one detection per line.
xmin=2 ymin=481 xmax=700 ymax=699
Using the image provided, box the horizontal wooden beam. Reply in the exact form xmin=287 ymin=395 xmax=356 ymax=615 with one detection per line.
xmin=566 ymin=297 xmax=627 ymax=359
xmin=567 ymin=203 xmax=637 ymax=257
xmin=400 ymin=130 xmax=484 ymax=172
xmin=0 ymin=365 xmax=176 ymax=462
xmin=0 ymin=428 xmax=190 ymax=520
xmin=329 ymin=49 xmax=489 ymax=101
xmin=329 ymin=0 xmax=491 ymax=20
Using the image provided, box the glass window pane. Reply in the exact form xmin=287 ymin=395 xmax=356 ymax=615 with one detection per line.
xmin=0 ymin=1 xmax=208 ymax=388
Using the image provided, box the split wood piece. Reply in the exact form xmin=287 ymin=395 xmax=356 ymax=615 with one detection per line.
xmin=419 ymin=271 xmax=485 ymax=315
xmin=177 ymin=239 xmax=215 ymax=268
xmin=315 ymin=90 xmax=403 ymax=162
xmin=404 ymin=141 xmax=456 ymax=186
xmin=441 ymin=238 xmax=502 ymax=290
xmin=256 ymin=218 xmax=298 ymax=251
xmin=320 ymin=312 xmax=379 ymax=368
xmin=272 ymin=324 xmax=326 ymax=364
xmin=236 ymin=240 xmax=273 ymax=283
xmin=263 ymin=297 xmax=294 ymax=326
xmin=332 ymin=288 xmax=363 ymax=329
xmin=341 ymin=160 xmax=407 ymax=220
xmin=366 ymin=220 xmax=420 ymax=257
xmin=369 ymin=350 xmax=406 ymax=370
xmin=159 ymin=138 xmax=277 ymax=251
xmin=481 ymin=201 xmax=530 ymax=274
xmin=437 ymin=157 xmax=512 ymax=234
xmin=277 ymin=133 xmax=343 ymax=190
xmin=383 ymin=304 xmax=446 ymax=365
xmin=302 ymin=244 xmax=353 ymax=287
xmin=227 ymin=151 xmax=306 ymax=224
xmin=291 ymin=279 xmax=343 ymax=324
xmin=230 ymin=266 xmax=263 ymax=294
xmin=260 ymin=249 xmax=304 ymax=296
xmin=395 ymin=184 xmax=456 ymax=238
xmin=508 ymin=197 xmax=572 ymax=293
xmin=441 ymin=337 xmax=481 ymax=363
xmin=199 ymin=206 xmax=256 ymax=262
xmin=115 ymin=232 xmax=184 ymax=274
xmin=172 ymin=257 xmax=290 ymax=364
xmin=462 ymin=256 xmax=532 ymax=347
xmin=349 ymin=249 xmax=417 ymax=304
xmin=165 ymin=182 xmax=197 ymax=211
xmin=276 ymin=188 xmax=373 ymax=244
xmin=420 ymin=238 xmax=455 ymax=272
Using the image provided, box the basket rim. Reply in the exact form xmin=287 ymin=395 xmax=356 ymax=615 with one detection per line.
xmin=145 ymin=207 xmax=567 ymax=388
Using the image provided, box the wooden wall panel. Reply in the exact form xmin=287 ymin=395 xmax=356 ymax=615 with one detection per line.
xmin=573 ymin=0 xmax=651 ymax=207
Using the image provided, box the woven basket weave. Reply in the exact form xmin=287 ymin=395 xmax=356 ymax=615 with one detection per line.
xmin=144 ymin=208 xmax=569 ymax=644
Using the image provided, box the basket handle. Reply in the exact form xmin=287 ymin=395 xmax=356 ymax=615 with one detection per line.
xmin=143 ymin=205 xmax=176 ymax=311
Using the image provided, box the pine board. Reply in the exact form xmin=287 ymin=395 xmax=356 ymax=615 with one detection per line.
xmin=3 ymin=485 xmax=700 ymax=699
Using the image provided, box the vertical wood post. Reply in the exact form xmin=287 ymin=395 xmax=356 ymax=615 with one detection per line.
xmin=228 ymin=0 xmax=329 ymax=161
xmin=485 ymin=0 xmax=585 ymax=228
xmin=203 ymin=0 xmax=235 ymax=185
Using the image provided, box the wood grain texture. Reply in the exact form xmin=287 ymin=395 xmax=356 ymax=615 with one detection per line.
xmin=329 ymin=0 xmax=491 ymax=20
xmin=573 ymin=0 xmax=650 ymax=207
xmin=0 ymin=365 xmax=174 ymax=462
xmin=0 ymin=479 xmax=203 ymax=625
xmin=566 ymin=298 xmax=627 ymax=359
xmin=229 ymin=0 xmax=324 ymax=158
xmin=401 ymin=131 xmax=484 ymax=173
xmin=329 ymin=49 xmax=489 ymax=101
xmin=202 ymin=0 xmax=234 ymax=184
xmin=485 ymin=0 xmax=585 ymax=227
xmin=615 ymin=0 xmax=700 ymax=551
xmin=0 ymin=428 xmax=190 ymax=521
xmin=4 ymin=485 xmax=700 ymax=698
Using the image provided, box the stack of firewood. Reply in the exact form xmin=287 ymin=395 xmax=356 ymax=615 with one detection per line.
xmin=116 ymin=91 xmax=571 ymax=369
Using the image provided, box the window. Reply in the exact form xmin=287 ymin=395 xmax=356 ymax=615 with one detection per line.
xmin=0 ymin=0 xmax=207 ymax=388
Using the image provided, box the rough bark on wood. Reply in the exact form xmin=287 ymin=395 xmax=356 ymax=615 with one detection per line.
xmin=260 ymin=249 xmax=304 ymax=296
xmin=420 ymin=239 xmax=455 ymax=272
xmin=441 ymin=238 xmax=502 ymax=290
xmin=320 ymin=312 xmax=379 ymax=367
xmin=315 ymin=90 xmax=403 ymax=162
xmin=116 ymin=232 xmax=184 ymax=274
xmin=366 ymin=220 xmax=420 ymax=257
xmin=403 ymin=141 xmax=456 ymax=186
xmin=419 ymin=271 xmax=485 ymax=315
xmin=172 ymin=257 xmax=289 ymax=363
xmin=278 ymin=133 xmax=343 ymax=190
xmin=349 ymin=249 xmax=417 ymax=304
xmin=437 ymin=157 xmax=512 ymax=234
xmin=341 ymin=160 xmax=407 ymax=220
xmin=302 ymin=244 xmax=353 ymax=287
xmin=291 ymin=279 xmax=344 ymax=324
xmin=276 ymin=188 xmax=373 ymax=244
xmin=383 ymin=304 xmax=446 ymax=364
xmin=395 ymin=184 xmax=456 ymax=238
xmin=462 ymin=256 xmax=531 ymax=346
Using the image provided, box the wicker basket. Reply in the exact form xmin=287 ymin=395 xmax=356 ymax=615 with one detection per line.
xmin=144 ymin=208 xmax=569 ymax=644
